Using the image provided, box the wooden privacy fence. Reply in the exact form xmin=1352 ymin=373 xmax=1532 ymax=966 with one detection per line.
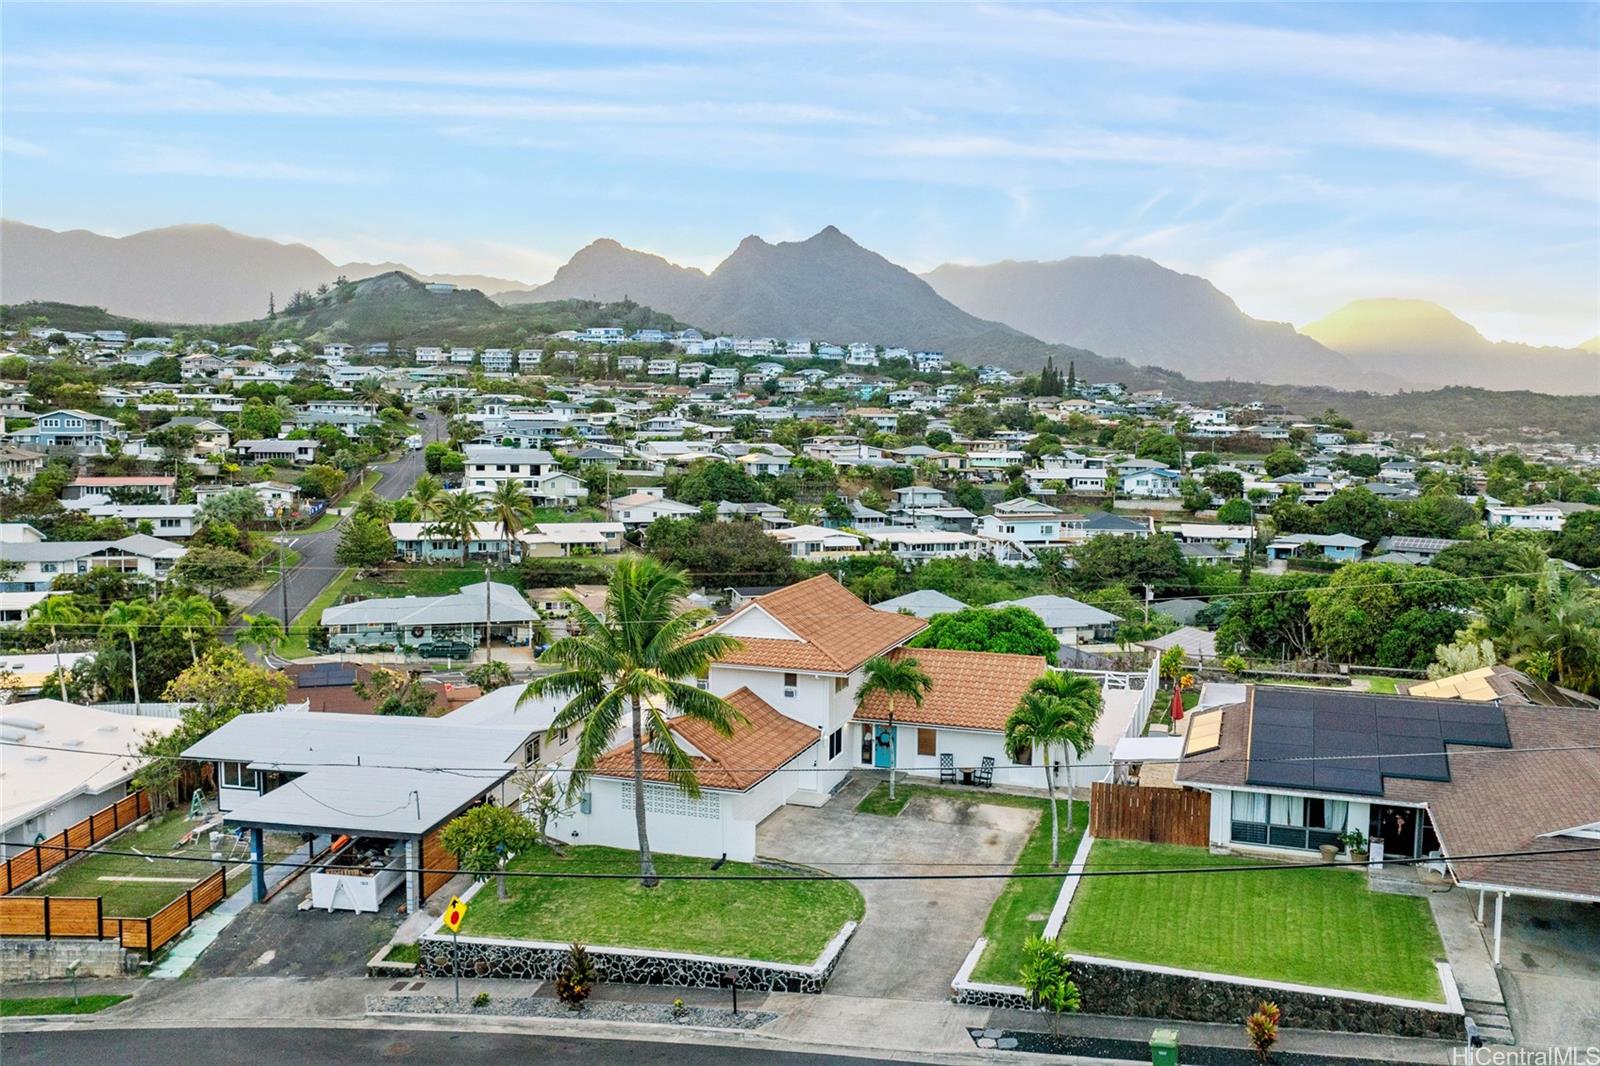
xmin=1 ymin=791 xmax=151 ymax=894
xmin=0 ymin=868 xmax=227 ymax=960
xmin=1090 ymin=781 xmax=1211 ymax=847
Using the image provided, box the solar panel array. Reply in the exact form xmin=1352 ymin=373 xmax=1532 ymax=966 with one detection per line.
xmin=1245 ymin=687 xmax=1511 ymax=796
xmin=294 ymin=663 xmax=358 ymax=689
xmin=1512 ymin=677 xmax=1597 ymax=709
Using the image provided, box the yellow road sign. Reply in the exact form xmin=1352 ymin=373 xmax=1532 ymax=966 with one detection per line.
xmin=443 ymin=895 xmax=467 ymax=933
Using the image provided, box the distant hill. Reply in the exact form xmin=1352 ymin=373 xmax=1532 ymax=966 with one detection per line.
xmin=0 ymin=220 xmax=530 ymax=324
xmin=1301 ymin=299 xmax=1599 ymax=396
xmin=501 ymin=226 xmax=1163 ymax=385
xmin=2 ymin=272 xmax=690 ymax=349
xmin=920 ymin=255 xmax=1381 ymax=389
xmin=1574 ymin=335 xmax=1599 ymax=354
xmin=501 ymin=238 xmax=708 ymax=311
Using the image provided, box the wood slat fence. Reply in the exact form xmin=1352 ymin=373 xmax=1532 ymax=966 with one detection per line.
xmin=0 ymin=868 xmax=227 ymax=960
xmin=1 ymin=791 xmax=151 ymax=894
xmin=1090 ymin=781 xmax=1211 ymax=847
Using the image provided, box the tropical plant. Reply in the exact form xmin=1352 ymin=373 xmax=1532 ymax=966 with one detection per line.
xmin=465 ymin=659 xmax=514 ymax=692
xmin=1245 ymin=1000 xmax=1281 ymax=1063
xmin=1004 ymin=670 xmax=1100 ymax=865
xmin=409 ymin=473 xmax=446 ymax=520
xmin=438 ymin=803 xmax=539 ymax=901
xmin=555 ymin=943 xmax=595 ymax=1008
xmin=426 ymin=491 xmax=487 ymax=567
xmin=1018 ymin=935 xmax=1080 ymax=1035
xmin=25 ymin=597 xmax=82 ymax=703
xmin=101 ymin=600 xmax=154 ymax=713
xmin=237 ymin=613 xmax=287 ymax=660
xmin=855 ymin=654 xmax=933 ymax=801
xmin=163 ymin=593 xmax=221 ymax=666
xmin=486 ymin=479 xmax=533 ymax=563
xmin=521 ymin=556 xmax=745 ymax=886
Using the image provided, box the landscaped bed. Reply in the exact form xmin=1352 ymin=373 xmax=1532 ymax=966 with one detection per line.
xmin=1059 ymin=840 xmax=1446 ymax=1002
xmin=454 ymin=845 xmax=863 ymax=965
xmin=20 ymin=810 xmax=300 ymax=917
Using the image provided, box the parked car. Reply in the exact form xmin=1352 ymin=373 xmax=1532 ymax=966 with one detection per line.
xmin=406 ymin=435 xmax=423 ymax=450
xmin=416 ymin=639 xmax=474 ymax=659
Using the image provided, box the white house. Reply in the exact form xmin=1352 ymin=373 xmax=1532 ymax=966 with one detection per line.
xmin=991 ymin=594 xmax=1121 ymax=646
xmin=1485 ymin=503 xmax=1581 ymax=531
xmin=768 ymin=524 xmax=866 ymax=560
xmin=608 ymin=490 xmax=701 ymax=530
xmin=463 ymin=446 xmax=557 ymax=495
xmin=0 ymin=534 xmax=187 ymax=593
xmin=1 ymin=700 xmax=180 ymax=859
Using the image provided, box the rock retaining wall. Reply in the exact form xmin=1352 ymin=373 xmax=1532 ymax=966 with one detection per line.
xmin=418 ymin=922 xmax=856 ymax=994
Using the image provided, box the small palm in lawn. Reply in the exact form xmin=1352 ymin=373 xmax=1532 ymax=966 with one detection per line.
xmin=410 ymin=474 xmax=446 ymax=521
xmin=26 ymin=597 xmax=83 ymax=703
xmin=426 ymin=491 xmax=486 ymax=567
xmin=237 ymin=613 xmax=287 ymax=661
xmin=164 ymin=593 xmax=221 ymax=666
xmin=101 ymin=600 xmax=154 ymax=713
xmin=1005 ymin=671 xmax=1101 ymax=864
xmin=521 ymin=556 xmax=746 ymax=887
xmin=856 ymin=655 xmax=933 ymax=801
xmin=487 ymin=479 xmax=534 ymax=563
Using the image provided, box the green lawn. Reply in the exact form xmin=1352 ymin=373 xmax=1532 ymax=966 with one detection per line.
xmin=960 ymin=788 xmax=1089 ymax=985
xmin=1059 ymin=840 xmax=1445 ymax=1001
xmin=855 ymin=782 xmax=913 ymax=817
xmin=348 ymin=565 xmax=521 ymax=600
xmin=456 ymin=845 xmax=863 ymax=964
xmin=1147 ymin=688 xmax=1200 ymax=732
xmin=277 ymin=567 xmax=357 ymax=659
xmin=20 ymin=812 xmax=298 ymax=917
xmin=1354 ymin=675 xmax=1401 ymax=694
xmin=1 ymin=995 xmax=129 ymax=1017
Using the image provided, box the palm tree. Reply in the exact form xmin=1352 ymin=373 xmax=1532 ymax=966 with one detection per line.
xmin=486 ymin=479 xmax=533 ymax=563
xmin=101 ymin=600 xmax=154 ymax=713
xmin=1006 ymin=671 xmax=1101 ymax=860
xmin=521 ymin=557 xmax=745 ymax=886
xmin=26 ymin=597 xmax=82 ymax=702
xmin=426 ymin=491 xmax=487 ymax=568
xmin=237 ymin=613 xmax=287 ymax=661
xmin=410 ymin=474 xmax=446 ymax=521
xmin=164 ymin=593 xmax=220 ymax=666
xmin=856 ymin=654 xmax=933 ymax=801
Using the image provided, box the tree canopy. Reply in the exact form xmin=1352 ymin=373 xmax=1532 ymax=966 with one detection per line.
xmin=911 ymin=606 xmax=1059 ymax=664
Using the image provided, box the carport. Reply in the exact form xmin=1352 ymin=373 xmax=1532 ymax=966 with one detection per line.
xmin=183 ymin=711 xmax=534 ymax=910
xmin=221 ymin=764 xmax=509 ymax=911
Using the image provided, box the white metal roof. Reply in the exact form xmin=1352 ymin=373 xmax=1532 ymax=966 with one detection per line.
xmin=182 ymin=710 xmax=530 ymax=771
xmin=321 ymin=581 xmax=536 ymax=629
xmin=221 ymin=765 xmax=508 ymax=837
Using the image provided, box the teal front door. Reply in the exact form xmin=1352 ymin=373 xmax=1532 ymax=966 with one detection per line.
xmin=873 ymin=726 xmax=894 ymax=768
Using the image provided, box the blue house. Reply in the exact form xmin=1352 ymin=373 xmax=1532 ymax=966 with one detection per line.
xmin=1265 ymin=532 xmax=1367 ymax=563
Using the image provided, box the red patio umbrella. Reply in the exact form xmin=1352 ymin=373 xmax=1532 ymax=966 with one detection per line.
xmin=1170 ymin=686 xmax=1186 ymax=723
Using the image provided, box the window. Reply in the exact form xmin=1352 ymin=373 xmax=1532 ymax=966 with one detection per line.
xmin=916 ymin=729 xmax=936 ymax=757
xmin=834 ymin=676 xmax=848 ymax=694
xmin=221 ymin=761 xmax=256 ymax=789
xmin=828 ymin=728 xmax=843 ymax=760
xmin=861 ymin=727 xmax=874 ymax=764
xmin=783 ymin=672 xmax=798 ymax=699
xmin=558 ymin=726 xmax=571 ymax=744
xmin=1230 ymin=792 xmax=1348 ymax=851
xmin=525 ymin=737 xmax=541 ymax=763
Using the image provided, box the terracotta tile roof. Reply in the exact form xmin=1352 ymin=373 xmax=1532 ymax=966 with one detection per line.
xmin=589 ymin=687 xmax=818 ymax=792
xmin=853 ymin=647 xmax=1048 ymax=732
xmin=712 ymin=574 xmax=926 ymax=674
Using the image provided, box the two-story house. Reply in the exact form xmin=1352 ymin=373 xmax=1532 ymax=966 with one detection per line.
xmin=463 ymin=445 xmax=556 ymax=495
xmin=7 ymin=409 xmax=123 ymax=453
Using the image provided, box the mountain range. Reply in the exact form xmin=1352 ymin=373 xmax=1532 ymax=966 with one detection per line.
xmin=920 ymin=255 xmax=1372 ymax=387
xmin=0 ymin=220 xmax=530 ymax=324
xmin=499 ymin=226 xmax=1144 ymax=383
xmin=4 ymin=219 xmax=1594 ymax=394
xmin=1302 ymin=299 xmax=1600 ymax=394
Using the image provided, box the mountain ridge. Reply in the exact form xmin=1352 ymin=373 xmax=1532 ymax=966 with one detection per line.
xmin=1302 ymin=298 xmax=1598 ymax=396
xmin=0 ymin=220 xmax=532 ymax=324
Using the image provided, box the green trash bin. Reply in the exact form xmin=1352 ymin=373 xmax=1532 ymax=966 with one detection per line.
xmin=1150 ymin=1028 xmax=1179 ymax=1066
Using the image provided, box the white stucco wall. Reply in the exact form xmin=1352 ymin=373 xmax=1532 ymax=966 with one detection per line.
xmin=860 ymin=723 xmax=1046 ymax=790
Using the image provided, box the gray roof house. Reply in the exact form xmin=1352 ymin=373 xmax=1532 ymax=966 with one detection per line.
xmin=321 ymin=581 xmax=537 ymax=650
xmin=873 ymin=589 xmax=969 ymax=619
xmin=991 ymin=594 xmax=1121 ymax=645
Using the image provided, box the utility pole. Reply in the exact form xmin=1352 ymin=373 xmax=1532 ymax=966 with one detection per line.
xmin=483 ymin=566 xmax=493 ymax=664
xmin=277 ymin=509 xmax=291 ymax=630
xmin=1142 ymin=583 xmax=1153 ymax=626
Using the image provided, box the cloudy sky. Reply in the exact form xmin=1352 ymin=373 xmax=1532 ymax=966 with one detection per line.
xmin=4 ymin=2 xmax=1596 ymax=344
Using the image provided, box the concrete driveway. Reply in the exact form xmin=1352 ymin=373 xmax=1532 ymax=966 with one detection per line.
xmin=756 ymin=775 xmax=1038 ymax=1002
xmin=1493 ymin=895 xmax=1600 ymax=1049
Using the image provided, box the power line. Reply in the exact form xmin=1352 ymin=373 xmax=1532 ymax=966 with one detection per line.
xmin=19 ymin=840 xmax=1598 ymax=883
xmin=6 ymin=737 xmax=1598 ymax=777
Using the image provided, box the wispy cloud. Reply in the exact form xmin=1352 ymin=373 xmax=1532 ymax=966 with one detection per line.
xmin=1 ymin=135 xmax=48 ymax=157
xmin=117 ymin=147 xmax=361 ymax=183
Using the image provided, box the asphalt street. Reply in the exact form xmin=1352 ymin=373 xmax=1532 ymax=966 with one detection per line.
xmin=241 ymin=411 xmax=439 ymax=629
xmin=0 ymin=1026 xmax=897 ymax=1066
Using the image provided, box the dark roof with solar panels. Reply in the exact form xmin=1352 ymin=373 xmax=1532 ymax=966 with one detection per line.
xmin=1243 ymin=686 xmax=1512 ymax=796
